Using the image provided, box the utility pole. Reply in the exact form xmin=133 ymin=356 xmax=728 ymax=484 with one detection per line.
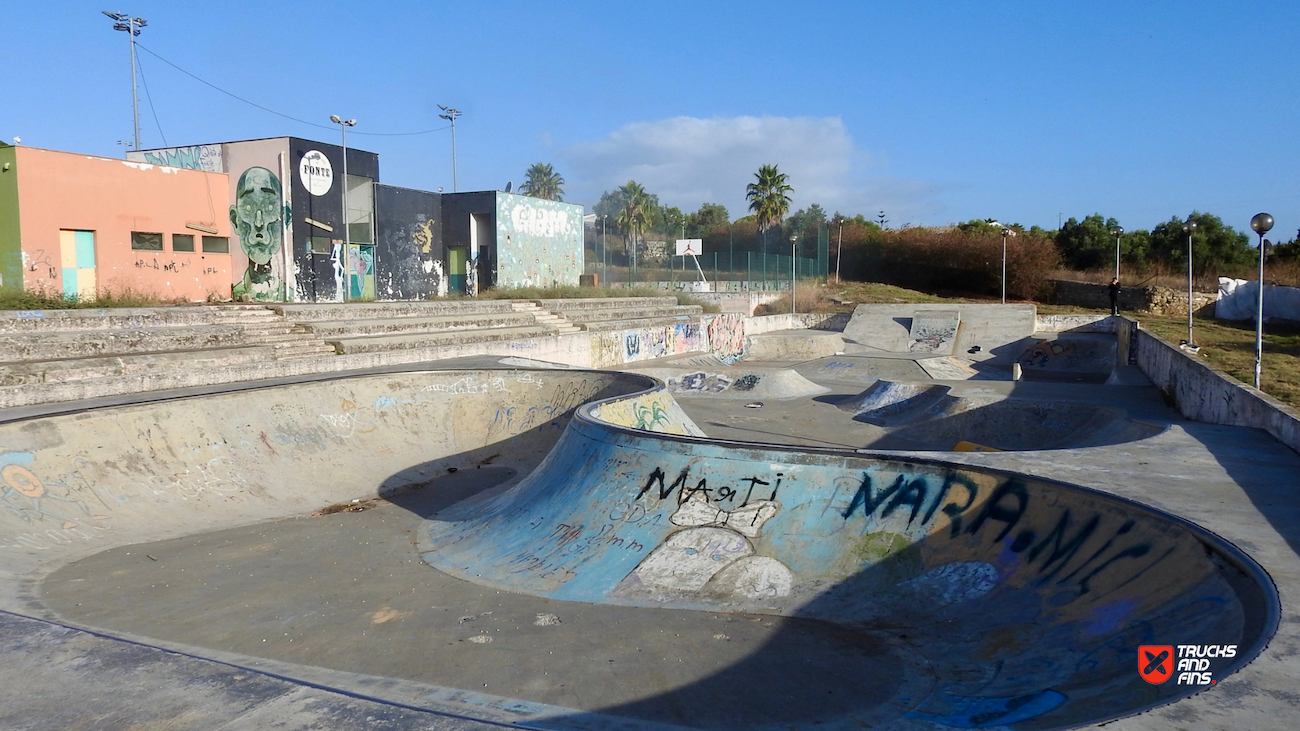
xmin=103 ymin=11 xmax=147 ymax=151
xmin=438 ymin=105 xmax=462 ymax=192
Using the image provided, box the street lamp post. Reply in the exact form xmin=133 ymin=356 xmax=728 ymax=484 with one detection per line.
xmin=437 ymin=105 xmax=461 ymax=192
xmin=1183 ymin=219 xmax=1197 ymax=346
xmin=330 ymin=115 xmax=357 ymax=299
xmin=1251 ymin=213 xmax=1274 ymax=389
xmin=1111 ymin=226 xmax=1124 ymax=281
xmin=790 ymin=232 xmax=799 ymax=314
xmin=102 ymin=11 xmax=147 ymax=151
xmin=1000 ymin=228 xmax=1014 ymax=304
xmin=836 ymin=221 xmax=844 ymax=284
xmin=600 ymin=215 xmax=607 ymax=285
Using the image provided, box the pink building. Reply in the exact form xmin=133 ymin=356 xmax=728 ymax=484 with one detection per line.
xmin=0 ymin=144 xmax=234 ymax=302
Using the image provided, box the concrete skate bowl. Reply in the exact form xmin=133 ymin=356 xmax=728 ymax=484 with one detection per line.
xmin=423 ymin=386 xmax=1276 ymax=729
xmin=1017 ymin=336 xmax=1119 ymax=383
xmin=833 ymin=380 xmax=1165 ymax=451
xmin=0 ymin=368 xmax=1277 ymax=731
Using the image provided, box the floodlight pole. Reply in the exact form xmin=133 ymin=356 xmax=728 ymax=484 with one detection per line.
xmin=1112 ymin=226 xmax=1124 ymax=281
xmin=790 ymin=233 xmax=799 ymax=314
xmin=103 ymin=12 xmax=146 ymax=151
xmin=1251 ymin=213 xmax=1274 ymax=388
xmin=438 ymin=106 xmax=462 ymax=192
xmin=330 ymin=115 xmax=357 ymax=297
xmin=1001 ymin=228 xmax=1012 ymax=304
xmin=836 ymin=221 xmax=843 ymax=284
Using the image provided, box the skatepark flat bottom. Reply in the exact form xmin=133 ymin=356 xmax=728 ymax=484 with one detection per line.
xmin=42 ymin=468 xmax=919 ymax=730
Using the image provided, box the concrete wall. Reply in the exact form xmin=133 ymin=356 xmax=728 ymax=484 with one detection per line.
xmin=15 ymin=147 xmax=233 ymax=301
xmin=1051 ymin=279 xmax=1217 ymax=316
xmin=373 ymin=185 xmax=441 ymax=300
xmin=129 ymin=144 xmax=223 ymax=173
xmin=1135 ymin=326 xmax=1300 ymax=454
xmin=495 ymin=193 xmax=583 ymax=288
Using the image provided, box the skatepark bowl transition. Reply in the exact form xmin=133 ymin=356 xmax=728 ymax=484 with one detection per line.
xmin=0 ymin=303 xmax=1296 ymax=731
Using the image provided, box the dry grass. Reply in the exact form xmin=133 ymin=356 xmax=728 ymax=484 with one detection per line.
xmin=1140 ymin=315 xmax=1300 ymax=408
xmin=0 ymin=287 xmax=191 ymax=311
xmin=1051 ymin=259 xmax=1300 ymax=293
xmin=755 ymin=280 xmax=968 ymax=314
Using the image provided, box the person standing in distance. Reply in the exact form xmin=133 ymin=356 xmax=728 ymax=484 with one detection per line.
xmin=1108 ymin=277 xmax=1121 ymax=316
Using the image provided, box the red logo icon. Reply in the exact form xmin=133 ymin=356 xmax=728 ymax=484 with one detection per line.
xmin=1139 ymin=645 xmax=1175 ymax=684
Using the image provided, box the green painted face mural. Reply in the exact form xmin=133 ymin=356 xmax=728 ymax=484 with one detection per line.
xmin=229 ymin=166 xmax=289 ymax=301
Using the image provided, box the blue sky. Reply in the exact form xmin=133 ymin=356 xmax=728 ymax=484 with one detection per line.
xmin=5 ymin=1 xmax=1298 ymax=237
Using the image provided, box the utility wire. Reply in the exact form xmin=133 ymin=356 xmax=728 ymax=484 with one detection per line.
xmin=135 ymin=52 xmax=168 ymax=147
xmin=134 ymin=43 xmax=452 ymax=137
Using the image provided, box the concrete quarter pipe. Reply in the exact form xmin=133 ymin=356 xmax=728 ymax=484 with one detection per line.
xmin=0 ymin=367 xmax=1279 ymax=730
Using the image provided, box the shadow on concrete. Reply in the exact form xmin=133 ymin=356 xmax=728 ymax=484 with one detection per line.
xmin=1185 ymin=422 xmax=1300 ymax=562
xmin=525 ymin=488 xmax=1274 ymax=731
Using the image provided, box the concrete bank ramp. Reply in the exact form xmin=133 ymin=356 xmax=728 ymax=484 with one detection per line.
xmin=1018 ymin=334 xmax=1119 ymax=383
xmin=744 ymin=329 xmax=846 ymax=362
xmin=633 ymin=367 xmax=831 ymax=400
xmin=424 ymin=389 xmax=1275 ymax=728
xmin=843 ymin=303 xmax=1036 ymax=360
xmin=832 ymin=380 xmax=1165 ymax=449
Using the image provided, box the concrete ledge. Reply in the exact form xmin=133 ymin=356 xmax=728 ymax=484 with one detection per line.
xmin=304 ymin=312 xmax=540 ymax=338
xmin=0 ymin=305 xmax=274 ymax=332
xmin=0 ymin=325 xmax=253 ymax=360
xmin=578 ymin=315 xmax=699 ymax=332
xmin=1035 ymin=314 xmax=1116 ymax=333
xmin=329 ymin=325 xmax=557 ymax=354
xmin=748 ymin=312 xmax=850 ymax=335
xmin=535 ymin=297 xmax=679 ymax=311
xmin=562 ymin=306 xmax=702 ymax=324
xmin=1135 ymin=326 xmax=1300 ymax=454
xmin=269 ymin=300 xmax=519 ymax=321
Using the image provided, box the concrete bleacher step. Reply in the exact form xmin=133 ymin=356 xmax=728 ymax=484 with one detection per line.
xmin=0 ymin=345 xmax=298 ymax=386
xmin=559 ymin=305 xmax=703 ymax=324
xmin=269 ymin=300 xmax=519 ymax=323
xmin=327 ymin=325 xmax=557 ymax=355
xmin=533 ymin=297 xmax=681 ymax=312
xmin=510 ymin=302 xmax=582 ymax=334
xmin=304 ymin=312 xmax=541 ymax=339
xmin=0 ymin=326 xmax=253 ymax=361
xmin=579 ymin=315 xmax=702 ymax=333
xmin=0 ymin=304 xmax=275 ymax=333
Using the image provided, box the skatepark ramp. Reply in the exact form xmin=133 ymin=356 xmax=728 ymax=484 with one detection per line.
xmin=0 ymin=367 xmax=1277 ymax=730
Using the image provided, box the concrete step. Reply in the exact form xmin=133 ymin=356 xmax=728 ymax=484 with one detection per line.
xmin=0 ymin=326 xmax=253 ymax=361
xmin=0 ymin=306 xmax=275 ymax=333
xmin=328 ymin=325 xmax=558 ymax=355
xmin=303 ymin=312 xmax=541 ymax=338
xmin=0 ymin=345 xmax=287 ymax=386
xmin=579 ymin=315 xmax=702 ymax=333
xmin=533 ymin=297 xmax=680 ymax=311
xmin=271 ymin=300 xmax=519 ymax=323
xmin=272 ymin=343 xmax=339 ymax=360
xmin=560 ymin=305 xmax=703 ymax=323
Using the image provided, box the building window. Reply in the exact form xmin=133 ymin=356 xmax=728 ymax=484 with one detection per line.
xmin=310 ymin=236 xmax=333 ymax=254
xmin=172 ymin=234 xmax=195 ymax=252
xmin=131 ymin=232 xmax=163 ymax=251
xmin=201 ymin=236 xmax=230 ymax=253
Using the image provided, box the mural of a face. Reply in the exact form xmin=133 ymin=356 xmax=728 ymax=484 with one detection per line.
xmin=229 ymin=167 xmax=284 ymax=267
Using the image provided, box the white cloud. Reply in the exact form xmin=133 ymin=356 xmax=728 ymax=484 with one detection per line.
xmin=562 ymin=115 xmax=949 ymax=223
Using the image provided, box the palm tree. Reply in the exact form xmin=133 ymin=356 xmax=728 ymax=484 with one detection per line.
xmin=746 ymin=164 xmax=793 ymax=253
xmin=615 ymin=181 xmax=650 ymax=274
xmin=520 ymin=163 xmax=565 ymax=201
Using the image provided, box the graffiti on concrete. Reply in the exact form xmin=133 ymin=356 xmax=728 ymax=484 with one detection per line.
xmin=230 ymin=166 xmax=290 ymax=301
xmin=907 ymin=311 xmax=960 ymax=354
xmin=707 ymin=314 xmax=747 ymax=362
xmin=496 ymin=194 xmax=583 ymax=288
xmin=135 ymin=145 xmax=223 ymax=172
